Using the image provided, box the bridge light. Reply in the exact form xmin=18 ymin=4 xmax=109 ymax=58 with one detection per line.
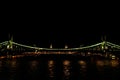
xmin=101 ymin=46 xmax=104 ymax=49
xmin=50 ymin=44 xmax=52 ymax=48
xmin=7 ymin=45 xmax=10 ymax=49
xmin=87 ymin=52 xmax=91 ymax=55
xmin=111 ymin=55 xmax=116 ymax=59
xmin=65 ymin=45 xmax=68 ymax=49
xmin=105 ymin=46 xmax=108 ymax=49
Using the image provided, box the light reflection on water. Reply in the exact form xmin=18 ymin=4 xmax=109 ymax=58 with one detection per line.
xmin=78 ymin=60 xmax=87 ymax=79
xmin=0 ymin=54 xmax=120 ymax=80
xmin=96 ymin=59 xmax=119 ymax=67
xmin=29 ymin=60 xmax=39 ymax=71
xmin=9 ymin=60 xmax=17 ymax=80
xmin=48 ymin=60 xmax=55 ymax=78
xmin=0 ymin=59 xmax=18 ymax=80
xmin=63 ymin=60 xmax=71 ymax=80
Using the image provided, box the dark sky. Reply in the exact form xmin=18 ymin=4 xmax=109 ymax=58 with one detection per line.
xmin=0 ymin=3 xmax=120 ymax=48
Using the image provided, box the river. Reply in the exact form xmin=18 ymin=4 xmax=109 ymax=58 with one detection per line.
xmin=0 ymin=53 xmax=120 ymax=80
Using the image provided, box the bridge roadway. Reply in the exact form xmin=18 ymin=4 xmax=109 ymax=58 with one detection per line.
xmin=0 ymin=51 xmax=119 ymax=60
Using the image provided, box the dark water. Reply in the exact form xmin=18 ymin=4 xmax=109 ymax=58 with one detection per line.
xmin=0 ymin=54 xmax=120 ymax=80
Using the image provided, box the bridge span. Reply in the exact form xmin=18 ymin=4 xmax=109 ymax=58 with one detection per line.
xmin=1 ymin=40 xmax=120 ymax=52
xmin=0 ymin=40 xmax=120 ymax=58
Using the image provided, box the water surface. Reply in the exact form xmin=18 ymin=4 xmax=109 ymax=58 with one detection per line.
xmin=0 ymin=54 xmax=120 ymax=80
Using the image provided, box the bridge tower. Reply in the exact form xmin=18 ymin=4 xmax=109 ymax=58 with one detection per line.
xmin=101 ymin=35 xmax=108 ymax=52
xmin=101 ymin=41 xmax=108 ymax=52
xmin=7 ymin=35 xmax=13 ymax=50
xmin=101 ymin=41 xmax=106 ymax=50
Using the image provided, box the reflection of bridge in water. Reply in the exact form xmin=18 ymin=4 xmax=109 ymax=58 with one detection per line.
xmin=0 ymin=40 xmax=120 ymax=59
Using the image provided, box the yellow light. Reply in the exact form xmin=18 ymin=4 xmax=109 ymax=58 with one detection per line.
xmin=63 ymin=60 xmax=70 ymax=65
xmin=78 ymin=60 xmax=86 ymax=65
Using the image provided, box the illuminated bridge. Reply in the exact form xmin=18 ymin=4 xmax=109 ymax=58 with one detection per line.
xmin=0 ymin=39 xmax=120 ymax=59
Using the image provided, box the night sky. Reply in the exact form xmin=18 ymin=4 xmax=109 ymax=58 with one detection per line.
xmin=0 ymin=3 xmax=120 ymax=48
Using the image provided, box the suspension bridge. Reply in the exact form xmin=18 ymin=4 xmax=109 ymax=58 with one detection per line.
xmin=0 ymin=39 xmax=120 ymax=59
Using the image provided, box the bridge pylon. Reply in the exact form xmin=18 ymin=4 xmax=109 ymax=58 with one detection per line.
xmin=7 ymin=35 xmax=13 ymax=50
xmin=101 ymin=41 xmax=108 ymax=52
